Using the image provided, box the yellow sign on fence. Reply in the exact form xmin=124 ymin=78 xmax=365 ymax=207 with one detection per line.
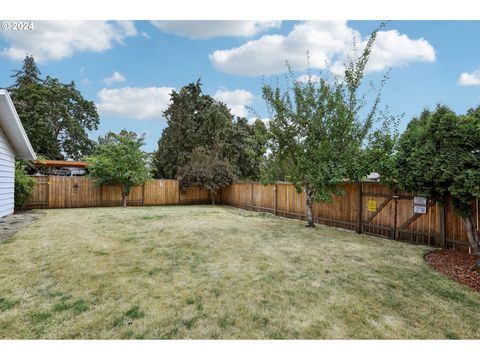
xmin=368 ymin=199 xmax=377 ymax=212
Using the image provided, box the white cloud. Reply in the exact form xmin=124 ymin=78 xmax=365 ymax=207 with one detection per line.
xmin=210 ymin=21 xmax=358 ymax=76
xmin=210 ymin=21 xmax=436 ymax=77
xmin=364 ymin=30 xmax=435 ymax=72
xmin=458 ymin=69 xmax=480 ymax=86
xmin=150 ymin=20 xmax=281 ymax=39
xmin=213 ymin=88 xmax=254 ymax=118
xmin=102 ymin=71 xmax=127 ymax=85
xmin=116 ymin=21 xmax=138 ymax=37
xmin=96 ymin=86 xmax=174 ymax=120
xmin=1 ymin=21 xmax=137 ymax=62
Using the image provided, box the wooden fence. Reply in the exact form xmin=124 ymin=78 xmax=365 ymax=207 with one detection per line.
xmin=25 ymin=176 xmax=479 ymax=252
xmin=26 ymin=176 xmax=211 ymax=209
xmin=220 ymin=181 xmax=480 ymax=252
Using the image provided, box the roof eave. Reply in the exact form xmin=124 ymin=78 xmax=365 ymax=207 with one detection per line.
xmin=0 ymin=89 xmax=36 ymax=160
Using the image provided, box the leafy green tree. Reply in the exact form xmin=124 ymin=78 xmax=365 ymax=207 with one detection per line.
xmin=396 ymin=105 xmax=480 ymax=254
xmin=153 ymin=80 xmax=236 ymax=178
xmin=8 ymin=55 xmax=99 ymax=160
xmin=177 ymin=146 xmax=235 ymax=205
xmin=86 ymin=130 xmax=152 ymax=207
xmin=261 ymin=25 xmax=396 ymax=227
xmin=14 ymin=161 xmax=36 ymax=208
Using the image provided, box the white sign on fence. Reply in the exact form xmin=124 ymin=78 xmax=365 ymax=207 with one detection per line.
xmin=413 ymin=196 xmax=427 ymax=214
xmin=413 ymin=196 xmax=427 ymax=205
xmin=413 ymin=205 xmax=427 ymax=214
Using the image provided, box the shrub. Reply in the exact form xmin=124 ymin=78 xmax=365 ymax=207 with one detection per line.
xmin=14 ymin=162 xmax=36 ymax=208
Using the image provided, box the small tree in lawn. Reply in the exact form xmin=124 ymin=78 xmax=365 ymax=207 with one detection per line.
xmin=176 ymin=146 xmax=235 ymax=205
xmin=261 ymin=24 xmax=396 ymax=227
xmin=87 ymin=130 xmax=152 ymax=207
xmin=396 ymin=105 xmax=480 ymax=255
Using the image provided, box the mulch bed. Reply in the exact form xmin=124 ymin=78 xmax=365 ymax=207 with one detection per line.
xmin=425 ymin=249 xmax=480 ymax=292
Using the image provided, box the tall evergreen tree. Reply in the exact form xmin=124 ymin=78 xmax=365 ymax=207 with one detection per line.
xmin=8 ymin=55 xmax=99 ymax=160
xmin=153 ymin=80 xmax=268 ymax=182
xmin=232 ymin=117 xmax=268 ymax=180
xmin=154 ymin=81 xmax=227 ymax=177
xmin=11 ymin=55 xmax=41 ymax=86
xmin=395 ymin=105 xmax=480 ymax=254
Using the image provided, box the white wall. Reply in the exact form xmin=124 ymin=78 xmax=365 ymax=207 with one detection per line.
xmin=0 ymin=126 xmax=15 ymax=218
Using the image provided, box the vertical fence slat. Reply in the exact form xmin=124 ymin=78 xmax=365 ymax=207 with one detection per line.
xmin=356 ymin=181 xmax=362 ymax=234
xmin=439 ymin=204 xmax=446 ymax=248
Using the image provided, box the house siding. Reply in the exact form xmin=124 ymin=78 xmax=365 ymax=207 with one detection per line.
xmin=0 ymin=126 xmax=15 ymax=218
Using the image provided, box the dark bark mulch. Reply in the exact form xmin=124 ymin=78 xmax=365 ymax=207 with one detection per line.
xmin=425 ymin=249 xmax=480 ymax=292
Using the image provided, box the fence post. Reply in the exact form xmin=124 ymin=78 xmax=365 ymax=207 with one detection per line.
xmin=356 ymin=181 xmax=362 ymax=234
xmin=177 ymin=181 xmax=181 ymax=204
xmin=438 ymin=204 xmax=446 ymax=248
xmin=46 ymin=175 xmax=50 ymax=209
xmin=392 ymin=195 xmax=398 ymax=240
xmin=274 ymin=183 xmax=278 ymax=216
xmin=250 ymin=182 xmax=254 ymax=211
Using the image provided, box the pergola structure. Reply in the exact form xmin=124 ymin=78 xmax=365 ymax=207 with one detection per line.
xmin=34 ymin=159 xmax=88 ymax=168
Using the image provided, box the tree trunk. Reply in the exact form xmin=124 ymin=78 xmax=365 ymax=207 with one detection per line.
xmin=211 ymin=190 xmax=215 ymax=205
xmin=304 ymin=185 xmax=315 ymax=228
xmin=122 ymin=194 xmax=127 ymax=207
xmin=463 ymin=214 xmax=480 ymax=255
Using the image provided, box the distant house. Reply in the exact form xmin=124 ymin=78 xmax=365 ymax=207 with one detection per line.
xmin=0 ymin=89 xmax=36 ymax=218
xmin=366 ymin=172 xmax=380 ymax=181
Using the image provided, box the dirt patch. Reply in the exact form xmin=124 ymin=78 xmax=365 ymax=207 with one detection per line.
xmin=425 ymin=249 xmax=480 ymax=292
xmin=0 ymin=211 xmax=45 ymax=244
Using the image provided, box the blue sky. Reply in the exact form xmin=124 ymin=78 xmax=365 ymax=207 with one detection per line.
xmin=1 ymin=20 xmax=480 ymax=153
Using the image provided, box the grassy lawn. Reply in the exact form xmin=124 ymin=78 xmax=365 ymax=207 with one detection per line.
xmin=0 ymin=205 xmax=479 ymax=339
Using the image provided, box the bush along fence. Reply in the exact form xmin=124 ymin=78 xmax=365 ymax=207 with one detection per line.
xmin=25 ymin=176 xmax=479 ymax=252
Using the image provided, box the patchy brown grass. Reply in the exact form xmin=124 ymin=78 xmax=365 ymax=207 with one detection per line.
xmin=0 ymin=205 xmax=479 ymax=339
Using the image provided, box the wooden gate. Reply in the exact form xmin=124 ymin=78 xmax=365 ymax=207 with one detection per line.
xmin=360 ymin=183 xmax=439 ymax=246
xmin=25 ymin=175 xmax=49 ymax=209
